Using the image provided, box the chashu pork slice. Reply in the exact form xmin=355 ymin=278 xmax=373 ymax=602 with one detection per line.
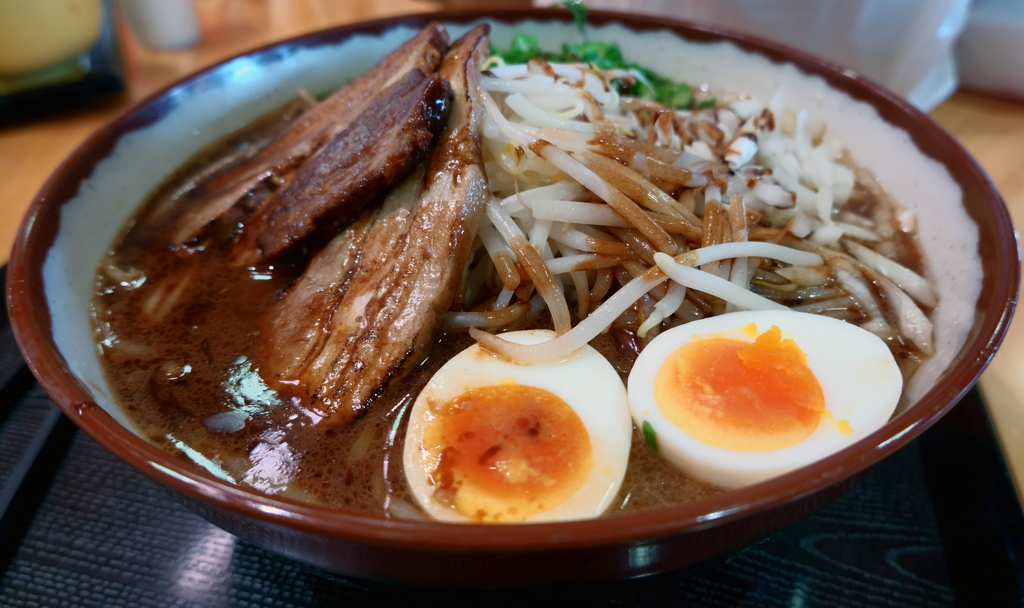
xmin=261 ymin=168 xmax=423 ymax=381
xmin=170 ymin=22 xmax=449 ymax=247
xmin=233 ymin=69 xmax=451 ymax=263
xmin=262 ymin=25 xmax=491 ymax=426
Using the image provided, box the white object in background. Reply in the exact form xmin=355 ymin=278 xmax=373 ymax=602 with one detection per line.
xmin=118 ymin=0 xmax=200 ymax=50
xmin=557 ymin=0 xmax=971 ymax=112
xmin=956 ymin=0 xmax=1024 ymax=100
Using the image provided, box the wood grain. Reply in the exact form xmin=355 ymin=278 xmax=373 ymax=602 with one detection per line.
xmin=1 ymin=1 xmax=1022 ymax=505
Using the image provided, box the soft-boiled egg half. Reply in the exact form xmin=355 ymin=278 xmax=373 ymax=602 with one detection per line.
xmin=628 ymin=311 xmax=902 ymax=489
xmin=403 ymin=329 xmax=631 ymax=523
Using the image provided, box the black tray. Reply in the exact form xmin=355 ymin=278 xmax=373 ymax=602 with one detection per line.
xmin=1 ymin=264 xmax=1022 ymax=606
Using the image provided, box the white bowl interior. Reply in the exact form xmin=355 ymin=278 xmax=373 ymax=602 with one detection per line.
xmin=42 ymin=18 xmax=980 ymax=440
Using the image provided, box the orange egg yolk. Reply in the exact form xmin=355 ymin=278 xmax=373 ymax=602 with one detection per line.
xmin=654 ymin=324 xmax=826 ymax=451
xmin=423 ymin=384 xmax=593 ymax=522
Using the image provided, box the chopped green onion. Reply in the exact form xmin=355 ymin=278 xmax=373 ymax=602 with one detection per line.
xmin=557 ymin=41 xmax=625 ymax=69
xmin=642 ymin=420 xmax=658 ymax=453
xmin=698 ymin=97 xmax=718 ymax=109
xmin=662 ymin=82 xmax=694 ymax=109
xmin=493 ymin=32 xmax=543 ymax=64
xmin=564 ymin=0 xmax=588 ymax=33
xmin=490 ymin=33 xmax=704 ymax=110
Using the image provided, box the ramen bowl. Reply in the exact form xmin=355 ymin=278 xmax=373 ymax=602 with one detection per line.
xmin=6 ymin=9 xmax=1019 ymax=587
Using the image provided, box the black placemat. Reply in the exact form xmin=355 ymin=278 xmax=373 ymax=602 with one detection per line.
xmin=1 ymin=262 xmax=1022 ymax=606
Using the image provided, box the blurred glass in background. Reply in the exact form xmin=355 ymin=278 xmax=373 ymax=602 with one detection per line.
xmin=0 ymin=0 xmax=202 ymax=121
xmin=0 ymin=0 xmax=124 ymax=121
xmin=117 ymin=0 xmax=201 ymax=50
xmin=0 ymin=0 xmax=104 ymax=93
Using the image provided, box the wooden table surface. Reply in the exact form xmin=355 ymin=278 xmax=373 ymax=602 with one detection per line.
xmin=3 ymin=1 xmax=1023 ymax=501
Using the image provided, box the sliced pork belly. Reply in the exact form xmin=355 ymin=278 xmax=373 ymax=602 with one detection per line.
xmin=170 ymin=22 xmax=449 ymax=247
xmin=234 ymin=70 xmax=452 ymax=262
xmin=261 ymin=164 xmax=429 ymax=379
xmin=262 ymin=25 xmax=491 ymax=427
xmin=264 ymin=207 xmax=377 ymax=380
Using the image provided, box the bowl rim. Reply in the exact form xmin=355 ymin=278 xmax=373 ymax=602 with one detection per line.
xmin=6 ymin=7 xmax=1020 ymax=552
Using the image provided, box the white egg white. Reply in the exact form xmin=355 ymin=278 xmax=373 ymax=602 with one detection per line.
xmin=403 ymin=329 xmax=632 ymax=523
xmin=628 ymin=311 xmax=903 ymax=489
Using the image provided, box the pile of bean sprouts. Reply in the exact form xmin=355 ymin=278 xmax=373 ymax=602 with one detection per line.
xmin=446 ymin=57 xmax=936 ymax=367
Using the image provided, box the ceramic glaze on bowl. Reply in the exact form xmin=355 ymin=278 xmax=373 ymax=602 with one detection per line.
xmin=7 ymin=9 xmax=1018 ymax=587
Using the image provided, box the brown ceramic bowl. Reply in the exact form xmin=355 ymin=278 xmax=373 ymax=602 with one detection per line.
xmin=6 ymin=9 xmax=1020 ymax=587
